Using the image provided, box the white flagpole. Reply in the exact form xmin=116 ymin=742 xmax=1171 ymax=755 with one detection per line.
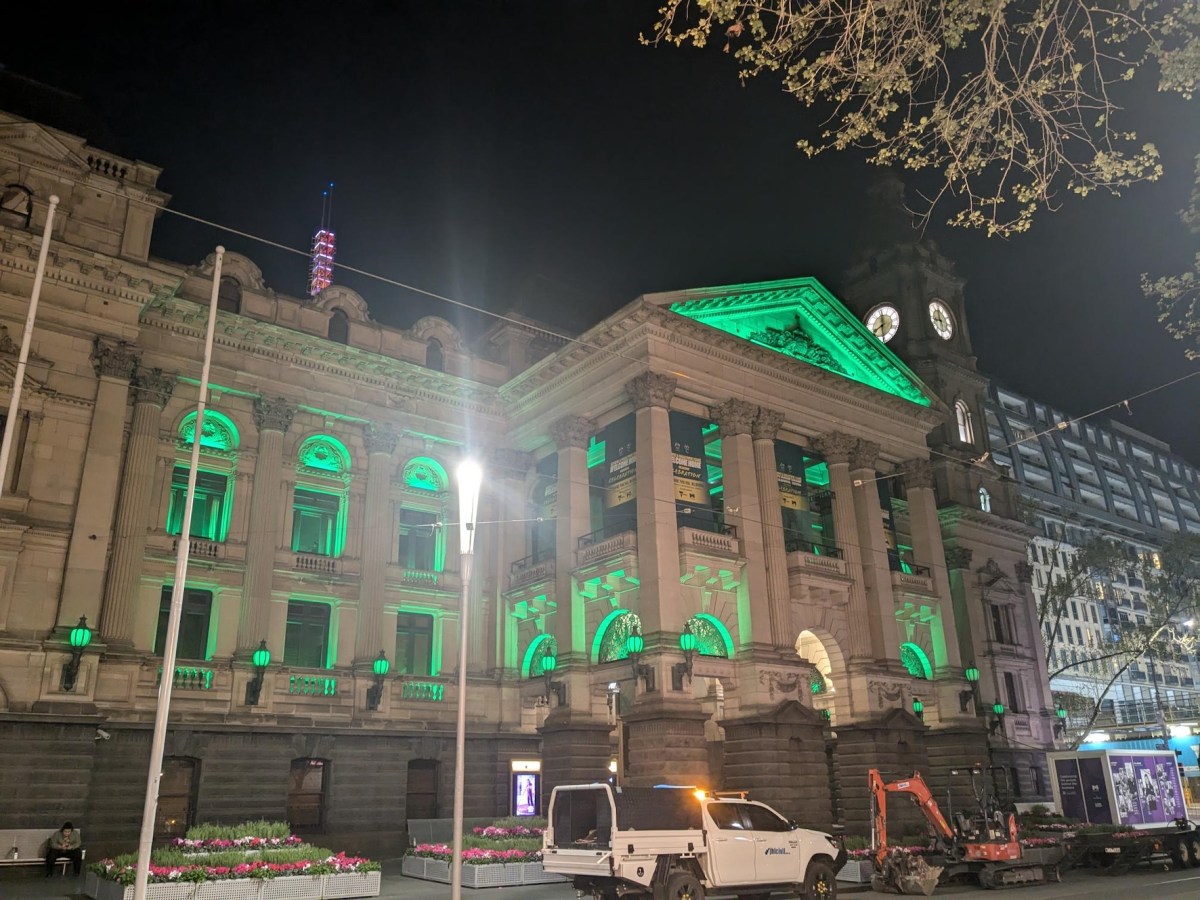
xmin=132 ymin=246 xmax=225 ymax=900
xmin=0 ymin=194 xmax=60 ymax=499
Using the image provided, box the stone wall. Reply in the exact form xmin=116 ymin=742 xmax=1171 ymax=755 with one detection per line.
xmin=835 ymin=709 xmax=930 ymax=838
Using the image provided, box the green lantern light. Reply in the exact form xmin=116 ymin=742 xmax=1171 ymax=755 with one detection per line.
xmin=625 ymin=629 xmax=645 ymax=657
xmin=372 ymin=650 xmax=391 ymax=678
xmin=820 ymin=708 xmax=832 ymax=721
xmin=68 ymin=616 xmax=92 ymax=650
xmin=993 ymin=702 xmax=1005 ymax=716
xmin=912 ymin=697 xmax=924 ymax=716
xmin=251 ymin=640 xmax=271 ymax=670
xmin=679 ymin=620 xmax=698 ymax=654
xmin=542 ymin=654 xmax=558 ymax=675
xmin=1055 ymin=706 xmax=1068 ymax=720
xmin=964 ymin=666 xmax=980 ymax=683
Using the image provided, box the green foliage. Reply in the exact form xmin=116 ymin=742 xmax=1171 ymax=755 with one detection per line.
xmin=185 ymin=820 xmax=293 ymax=840
xmin=645 ymin=1 xmax=1199 ymax=238
xmin=462 ymin=836 xmax=542 ymax=852
xmin=103 ymin=847 xmax=333 ymax=870
xmin=491 ymin=815 xmax=547 ymax=830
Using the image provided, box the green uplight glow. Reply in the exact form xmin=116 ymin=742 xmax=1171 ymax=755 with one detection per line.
xmin=593 ymin=609 xmax=640 ymax=664
xmin=521 ymin=633 xmax=558 ymax=678
xmin=298 ymin=435 xmax=351 ymax=474
xmin=179 ymin=410 xmax=239 ymax=451
xmin=693 ymin=613 xmax=734 ymax=658
xmin=900 ymin=642 xmax=932 ymax=680
xmin=403 ymin=456 xmax=448 ymax=491
xmin=587 ymin=438 xmax=606 ymax=469
xmin=668 ymin=277 xmax=931 ymax=406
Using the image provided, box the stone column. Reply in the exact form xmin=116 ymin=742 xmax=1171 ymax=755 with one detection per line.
xmin=490 ymin=448 xmax=533 ymax=675
xmin=99 ymin=368 xmax=175 ymax=647
xmin=58 ymin=340 xmax=139 ymax=628
xmin=628 ymin=372 xmax=681 ymax=636
xmin=900 ymin=459 xmax=962 ymax=670
xmin=944 ymin=546 xmax=980 ymax=680
xmin=836 ymin=709 xmax=930 ymax=836
xmin=751 ymin=407 xmax=792 ymax=649
xmin=710 ymin=399 xmax=770 ymax=648
xmin=237 ymin=396 xmax=294 ymax=656
xmin=622 ymin=695 xmax=711 ymax=788
xmin=551 ymin=415 xmax=595 ymax=661
xmin=354 ymin=424 xmax=398 ymax=665
xmin=813 ymin=433 xmax=873 ymax=660
xmin=848 ymin=439 xmax=900 ymax=663
xmin=540 ymin=710 xmax=616 ymax=803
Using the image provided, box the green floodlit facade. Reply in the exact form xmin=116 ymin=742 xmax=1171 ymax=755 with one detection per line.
xmin=0 ymin=106 xmax=1065 ymax=857
xmin=668 ymin=276 xmax=931 ymax=406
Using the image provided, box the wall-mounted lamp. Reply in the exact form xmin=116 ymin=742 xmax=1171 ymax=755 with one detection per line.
xmin=959 ymin=664 xmax=981 ymax=713
xmin=245 ymin=640 xmax=270 ymax=706
xmin=912 ymin=697 xmax=924 ymax=721
xmin=366 ymin=650 xmax=390 ymax=710
xmin=671 ymin=620 xmax=698 ymax=691
xmin=61 ymin=616 xmax=93 ymax=692
xmin=1053 ymin=705 xmax=1068 ymax=738
xmin=625 ymin=624 xmax=655 ymax=692
xmin=541 ymin=652 xmax=567 ymax=706
xmin=989 ymin=701 xmax=1006 ymax=735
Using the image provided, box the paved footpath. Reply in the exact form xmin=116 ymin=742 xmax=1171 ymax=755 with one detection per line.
xmin=4 ymin=860 xmax=1200 ymax=900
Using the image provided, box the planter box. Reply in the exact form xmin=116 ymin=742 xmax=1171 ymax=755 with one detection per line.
xmin=461 ymin=864 xmax=513 ymax=889
xmin=520 ymin=861 xmax=567 ymax=885
xmin=400 ymin=857 xmax=427 ymax=879
xmin=87 ymin=873 xmax=380 ymax=900
xmin=837 ymin=859 xmax=874 ymax=883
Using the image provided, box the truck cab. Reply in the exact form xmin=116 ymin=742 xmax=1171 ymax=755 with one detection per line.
xmin=543 ymin=783 xmax=845 ymax=900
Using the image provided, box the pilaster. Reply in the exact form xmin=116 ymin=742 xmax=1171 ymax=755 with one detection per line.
xmin=846 ymin=437 xmax=901 ymax=664
xmin=751 ymin=407 xmax=791 ymax=648
xmin=551 ymin=415 xmax=594 ymax=666
xmin=237 ymin=396 xmax=294 ymax=656
xmin=900 ymin=459 xmax=962 ymax=671
xmin=58 ymin=340 xmax=139 ymax=629
xmin=354 ymin=424 xmax=398 ymax=664
xmin=99 ymin=368 xmax=174 ymax=647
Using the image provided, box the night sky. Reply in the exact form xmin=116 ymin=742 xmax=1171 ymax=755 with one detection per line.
xmin=3 ymin=2 xmax=1197 ymax=461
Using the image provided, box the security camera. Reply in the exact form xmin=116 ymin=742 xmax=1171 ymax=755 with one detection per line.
xmin=95 ymin=728 xmax=111 ymax=741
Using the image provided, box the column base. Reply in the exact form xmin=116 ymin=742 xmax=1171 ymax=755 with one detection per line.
xmin=622 ymin=695 xmax=711 ymax=788
xmin=835 ymin=708 xmax=929 ymax=836
xmin=539 ymin=709 xmax=614 ymax=802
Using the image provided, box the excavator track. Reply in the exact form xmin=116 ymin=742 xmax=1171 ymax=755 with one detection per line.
xmin=977 ymin=863 xmax=1047 ymax=890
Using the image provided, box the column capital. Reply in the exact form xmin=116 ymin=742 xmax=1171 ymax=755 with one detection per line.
xmin=550 ymin=415 xmax=595 ymax=450
xmin=899 ymin=458 xmax=935 ymax=490
xmin=945 ymin=546 xmax=974 ymax=570
xmin=812 ymin=431 xmax=856 ymax=464
xmin=131 ymin=368 xmax=175 ymax=408
xmin=363 ymin=423 xmax=400 ymax=456
xmin=491 ymin=447 xmax=534 ymax=476
xmin=751 ymin=406 xmax=784 ymax=441
xmin=626 ymin=371 xmax=676 ymax=409
xmin=91 ymin=338 xmax=138 ymax=380
xmin=253 ymin=396 xmax=295 ymax=434
xmin=710 ymin=398 xmax=758 ymax=436
xmin=849 ymin=439 xmax=881 ymax=472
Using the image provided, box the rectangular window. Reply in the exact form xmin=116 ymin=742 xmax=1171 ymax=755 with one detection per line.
xmin=155 ymin=587 xmax=213 ymax=661
xmin=395 ymin=612 xmax=434 ymax=675
xmin=167 ymin=467 xmax=230 ymax=541
xmin=398 ymin=509 xmax=440 ymax=571
xmin=1004 ymin=671 xmax=1023 ymax=713
xmin=991 ymin=605 xmax=1011 ymax=644
xmin=1091 ymin=607 xmax=1099 ymax=624
xmin=284 ymin=600 xmax=331 ymax=669
xmin=1076 ymin=626 xmax=1084 ymax=644
xmin=292 ymin=488 xmax=341 ymax=556
xmin=1070 ymin=601 xmax=1078 ymax=619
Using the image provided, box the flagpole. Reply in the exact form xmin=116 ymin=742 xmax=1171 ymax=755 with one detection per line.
xmin=132 ymin=246 xmax=225 ymax=900
xmin=0 ymin=195 xmax=59 ymax=499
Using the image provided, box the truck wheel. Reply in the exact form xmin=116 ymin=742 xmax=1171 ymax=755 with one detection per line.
xmin=665 ymin=870 xmax=705 ymax=900
xmin=1172 ymin=839 xmax=1192 ymax=869
xmin=804 ymin=860 xmax=838 ymax=900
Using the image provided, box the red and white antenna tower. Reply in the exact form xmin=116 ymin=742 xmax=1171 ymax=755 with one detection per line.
xmin=308 ymin=183 xmax=336 ymax=297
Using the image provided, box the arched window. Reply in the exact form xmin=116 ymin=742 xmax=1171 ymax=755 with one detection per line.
xmin=522 ymin=633 xmax=558 ymax=678
xmin=425 ymin=338 xmax=444 ymax=372
xmin=592 ymin=609 xmax=642 ymax=664
xmin=691 ymin=613 xmax=734 ymax=658
xmin=979 ymin=486 xmax=992 ymax=513
xmin=899 ymin=642 xmax=933 ymax=680
xmin=328 ymin=308 xmax=349 ymax=344
xmin=217 ymin=276 xmax=241 ymax=314
xmin=169 ymin=412 xmax=239 ymax=541
xmin=288 ymin=758 xmax=329 ymax=831
xmin=955 ymin=399 xmax=975 ymax=445
xmin=0 ymin=184 xmax=33 ymax=228
xmin=293 ymin=436 xmax=351 ymax=557
xmin=402 ymin=456 xmax=448 ymax=492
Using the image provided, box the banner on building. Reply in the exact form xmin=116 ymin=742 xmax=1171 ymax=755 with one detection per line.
xmin=672 ymin=451 xmax=709 ymax=504
xmin=607 ymin=450 xmax=636 ymax=508
xmin=778 ymin=471 xmax=809 ymax=510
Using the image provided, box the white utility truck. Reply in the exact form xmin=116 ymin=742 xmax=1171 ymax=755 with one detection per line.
xmin=541 ymin=783 xmax=845 ymax=900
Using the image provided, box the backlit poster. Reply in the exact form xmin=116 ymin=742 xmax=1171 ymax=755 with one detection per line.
xmin=669 ymin=412 xmax=709 ymax=507
xmin=1108 ymin=754 xmax=1184 ymax=826
xmin=1077 ymin=756 xmax=1112 ymax=823
xmin=1054 ymin=758 xmax=1086 ymax=822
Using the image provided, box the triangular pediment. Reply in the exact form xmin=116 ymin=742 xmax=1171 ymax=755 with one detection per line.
xmin=0 ymin=121 xmax=88 ymax=171
xmin=654 ymin=277 xmax=931 ymax=406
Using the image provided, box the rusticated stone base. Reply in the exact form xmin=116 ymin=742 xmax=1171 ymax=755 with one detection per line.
xmin=924 ymin=720 xmax=992 ymax=815
xmin=720 ymin=700 xmax=832 ymax=829
xmin=836 ymin=708 xmax=929 ymax=838
xmin=539 ymin=709 xmax=615 ymax=803
xmin=622 ymin=696 xmax=711 ymax=788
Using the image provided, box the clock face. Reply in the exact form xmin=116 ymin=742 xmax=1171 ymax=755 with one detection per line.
xmin=928 ymin=300 xmax=954 ymax=340
xmin=866 ymin=305 xmax=900 ymax=343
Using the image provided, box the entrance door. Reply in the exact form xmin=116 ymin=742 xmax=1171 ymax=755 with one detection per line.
xmin=406 ymin=759 xmax=439 ymax=819
xmin=155 ymin=758 xmax=198 ymax=839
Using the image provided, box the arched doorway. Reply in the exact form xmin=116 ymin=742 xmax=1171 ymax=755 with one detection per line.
xmin=796 ymin=629 xmax=847 ymax=724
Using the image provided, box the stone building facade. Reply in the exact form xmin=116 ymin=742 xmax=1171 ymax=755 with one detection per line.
xmin=1 ymin=108 xmax=1052 ymax=855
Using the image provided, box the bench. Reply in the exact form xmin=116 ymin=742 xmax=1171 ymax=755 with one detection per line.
xmin=406 ymin=818 xmax=494 ymax=847
xmin=0 ymin=829 xmax=86 ymax=876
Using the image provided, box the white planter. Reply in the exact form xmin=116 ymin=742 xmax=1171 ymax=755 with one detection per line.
xmin=837 ymin=859 xmax=874 ymax=883
xmin=520 ymin=861 xmax=566 ymax=884
xmin=321 ymin=871 xmax=380 ymax=899
xmin=195 ymin=881 xmax=262 ymax=900
xmin=461 ymin=864 xmax=514 ymax=889
xmin=261 ymin=875 xmax=322 ymax=900
xmin=400 ymin=857 xmax=426 ymax=879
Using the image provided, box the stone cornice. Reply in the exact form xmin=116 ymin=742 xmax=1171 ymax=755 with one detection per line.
xmin=937 ymin=503 xmax=1038 ymax=541
xmin=140 ymin=296 xmax=505 ymax=420
xmin=500 ymin=301 xmax=942 ymax=429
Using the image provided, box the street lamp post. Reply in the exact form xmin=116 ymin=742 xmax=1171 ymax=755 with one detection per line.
xmin=450 ymin=459 xmax=482 ymax=900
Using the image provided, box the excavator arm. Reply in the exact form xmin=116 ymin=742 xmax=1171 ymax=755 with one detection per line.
xmin=869 ymin=768 xmax=956 ymax=866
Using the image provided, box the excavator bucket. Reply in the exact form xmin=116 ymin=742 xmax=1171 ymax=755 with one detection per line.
xmin=871 ymin=852 xmax=943 ymax=895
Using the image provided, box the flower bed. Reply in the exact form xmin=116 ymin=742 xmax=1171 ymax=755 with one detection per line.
xmin=86 ymin=821 xmax=380 ymax=900
xmin=403 ymin=817 xmax=564 ymax=889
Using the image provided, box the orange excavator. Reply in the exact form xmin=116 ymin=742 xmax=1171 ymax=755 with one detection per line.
xmin=869 ymin=768 xmax=1049 ymax=892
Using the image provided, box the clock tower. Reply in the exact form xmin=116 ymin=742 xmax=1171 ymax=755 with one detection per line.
xmin=838 ymin=175 xmax=1012 ymax=515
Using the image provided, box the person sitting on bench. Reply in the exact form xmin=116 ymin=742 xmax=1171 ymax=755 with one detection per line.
xmin=45 ymin=822 xmax=82 ymax=877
